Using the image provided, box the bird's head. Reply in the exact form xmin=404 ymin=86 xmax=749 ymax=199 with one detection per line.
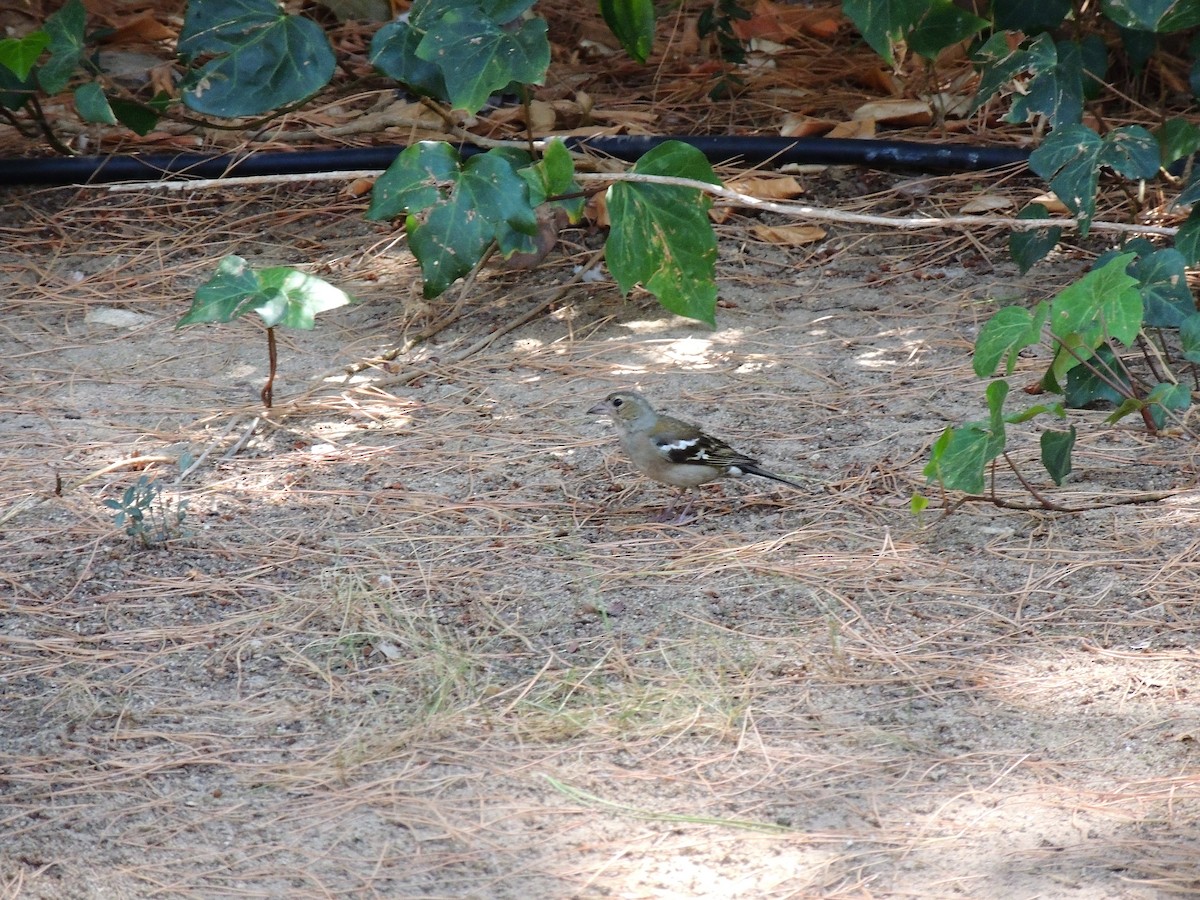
xmin=588 ymin=390 xmax=656 ymax=430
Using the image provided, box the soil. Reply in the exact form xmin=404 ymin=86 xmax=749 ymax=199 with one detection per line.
xmin=3 ymin=171 xmax=1200 ymax=900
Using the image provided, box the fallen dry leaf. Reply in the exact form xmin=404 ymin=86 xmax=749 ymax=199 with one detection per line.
xmin=960 ymin=194 xmax=1017 ymax=214
xmin=726 ymin=174 xmax=805 ymax=200
xmin=852 ymin=99 xmax=932 ymax=126
xmin=1031 ymin=193 xmax=1071 ymax=214
xmin=827 ymin=118 xmax=876 ymax=139
xmin=780 ymin=114 xmax=836 ymax=137
xmin=750 ymin=224 xmax=827 ymax=246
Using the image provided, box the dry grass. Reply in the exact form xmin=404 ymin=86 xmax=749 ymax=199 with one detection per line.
xmin=3 ymin=168 xmax=1200 ymax=900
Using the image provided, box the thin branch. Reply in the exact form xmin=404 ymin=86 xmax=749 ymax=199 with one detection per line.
xmin=573 ymin=172 xmax=1179 ymax=237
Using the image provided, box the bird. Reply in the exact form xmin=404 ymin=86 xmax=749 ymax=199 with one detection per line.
xmin=588 ymin=390 xmax=804 ymax=521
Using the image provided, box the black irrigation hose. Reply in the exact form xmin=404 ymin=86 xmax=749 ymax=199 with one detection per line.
xmin=0 ymin=135 xmax=1033 ymax=187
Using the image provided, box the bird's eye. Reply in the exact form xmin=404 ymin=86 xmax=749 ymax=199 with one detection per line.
xmin=612 ymin=397 xmax=623 ymax=407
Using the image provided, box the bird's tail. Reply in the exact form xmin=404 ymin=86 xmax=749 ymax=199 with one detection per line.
xmin=743 ymin=465 xmax=806 ymax=490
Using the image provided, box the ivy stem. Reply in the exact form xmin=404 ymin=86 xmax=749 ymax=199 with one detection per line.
xmin=261 ymin=326 xmax=277 ymax=409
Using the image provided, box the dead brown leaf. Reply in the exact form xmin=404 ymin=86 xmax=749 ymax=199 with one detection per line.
xmin=750 ymin=224 xmax=827 ymax=246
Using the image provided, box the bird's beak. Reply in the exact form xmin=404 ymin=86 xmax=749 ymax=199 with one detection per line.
xmin=587 ymin=402 xmax=609 ymax=416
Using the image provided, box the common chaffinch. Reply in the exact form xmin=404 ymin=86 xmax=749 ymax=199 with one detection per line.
xmin=588 ymin=389 xmax=803 ymax=520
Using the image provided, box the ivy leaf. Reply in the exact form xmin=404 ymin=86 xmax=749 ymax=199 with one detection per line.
xmin=370 ymin=145 xmax=537 ymax=298
xmin=520 ymin=138 xmax=585 ymax=222
xmin=417 ymin=9 xmax=549 ymax=113
xmin=1144 ymin=381 xmax=1190 ymax=430
xmin=1040 ymin=426 xmax=1075 ymax=485
xmin=0 ymin=31 xmax=50 ymax=80
xmin=1176 ymin=208 xmax=1200 ymax=265
xmin=606 ymin=141 xmax=721 ymax=326
xmin=1029 ymin=124 xmax=1104 ymax=234
xmin=0 ymin=61 xmax=35 ymax=110
xmin=1009 ymin=203 xmax=1063 ymax=273
xmin=178 ymin=255 xmax=351 ymax=329
xmin=922 ymin=380 xmax=1009 ymax=494
xmin=1156 ymin=117 xmax=1200 ymax=168
xmin=1063 ymin=344 xmax=1129 ymax=407
xmin=1178 ymin=166 xmax=1200 ymax=208
xmin=973 ymin=34 xmax=1084 ymax=126
xmin=1097 ymin=125 xmax=1160 ymax=179
xmin=1130 ymin=248 xmax=1194 ymax=327
xmin=38 ymin=0 xmax=87 ymax=95
xmin=1179 ymin=313 xmax=1200 ymax=363
xmin=973 ymin=301 xmax=1049 ymax=377
xmin=368 ymin=141 xmax=462 ymax=221
xmin=252 ymin=266 xmax=354 ymax=329
xmin=73 ymin=82 xmax=116 ymax=124
xmin=1047 ymin=252 xmax=1141 ymax=383
xmin=178 ymin=0 xmax=336 ymax=117
xmin=1101 ymin=0 xmax=1200 ymax=32
xmin=842 ymin=0 xmax=927 ymax=66
xmin=369 ymin=19 xmax=446 ymax=100
xmin=1049 ymin=252 xmax=1141 ymax=345
xmin=906 ymin=0 xmax=987 ymax=60
xmin=110 ymin=92 xmax=169 ymax=136
xmin=600 ymin=0 xmax=656 ymax=64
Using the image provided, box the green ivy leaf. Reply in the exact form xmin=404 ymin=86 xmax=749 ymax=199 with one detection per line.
xmin=600 ymin=0 xmax=656 ymax=64
xmin=1176 ymin=208 xmax=1200 ymax=265
xmin=1050 ymin=250 xmax=1141 ymax=339
xmin=1101 ymin=0 xmax=1200 ymax=32
xmin=372 ymin=146 xmax=537 ymax=298
xmin=1029 ymin=124 xmax=1104 ymax=234
xmin=73 ymin=82 xmax=115 ymax=124
xmin=1179 ymin=312 xmax=1200 ymax=362
xmin=369 ymin=19 xmax=446 ymax=100
xmin=973 ymin=301 xmax=1049 ymax=377
xmin=1130 ymin=248 xmax=1194 ymax=327
xmin=1155 ymin=117 xmax=1200 ymax=168
xmin=1178 ymin=166 xmax=1200 ymax=208
xmin=520 ymin=138 xmax=585 ymax=222
xmin=1040 ymin=426 xmax=1075 ymax=485
xmin=417 ymin=9 xmax=549 ymax=113
xmin=922 ymin=380 xmax=1009 ymax=494
xmin=974 ymin=34 xmax=1084 ymax=126
xmin=1063 ymin=344 xmax=1129 ymax=407
xmin=253 ymin=266 xmax=355 ymax=329
xmin=38 ymin=0 xmax=87 ymax=95
xmin=842 ymin=0 xmax=927 ymax=66
xmin=606 ymin=141 xmax=721 ymax=326
xmin=178 ymin=254 xmax=262 ymax=326
xmin=0 ymin=61 xmax=35 ymax=110
xmin=0 ymin=31 xmax=49 ymax=80
xmin=1009 ymin=203 xmax=1063 ymax=273
xmin=178 ymin=0 xmax=336 ymax=117
xmin=1118 ymin=25 xmax=1158 ymax=72
xmin=1097 ymin=125 xmax=1160 ymax=179
xmin=367 ymin=141 xmax=461 ymax=221
xmin=1005 ymin=401 xmax=1065 ymax=424
xmin=178 ymin=255 xmax=352 ymax=329
xmin=1144 ymin=381 xmax=1190 ymax=430
xmin=109 ymin=92 xmax=169 ymax=136
xmin=906 ymin=0 xmax=987 ymax=60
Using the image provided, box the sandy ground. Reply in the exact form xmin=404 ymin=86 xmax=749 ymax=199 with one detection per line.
xmin=3 ymin=177 xmax=1200 ymax=898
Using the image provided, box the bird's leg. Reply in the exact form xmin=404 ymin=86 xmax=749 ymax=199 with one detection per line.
xmin=655 ymin=487 xmax=688 ymax=523
xmin=661 ymin=488 xmax=697 ymax=525
xmin=672 ymin=494 xmax=697 ymax=525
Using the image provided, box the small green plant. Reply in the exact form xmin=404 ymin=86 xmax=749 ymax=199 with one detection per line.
xmin=919 ymin=246 xmax=1198 ymax=510
xmin=104 ymin=476 xmax=188 ymax=548
xmin=176 ymin=255 xmax=354 ymax=407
